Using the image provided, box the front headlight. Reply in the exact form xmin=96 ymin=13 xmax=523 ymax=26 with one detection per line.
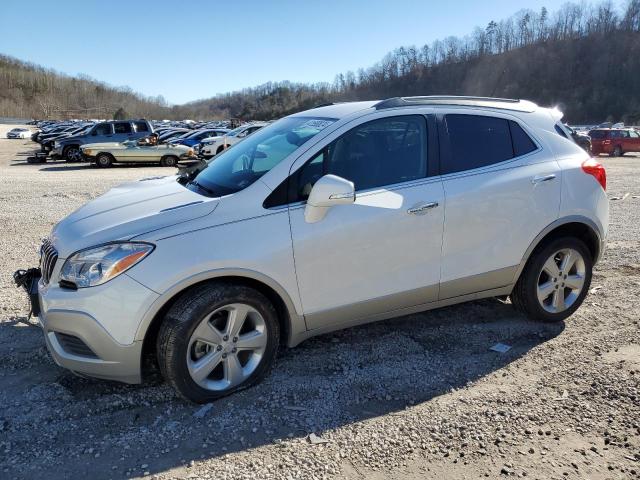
xmin=59 ymin=242 xmax=154 ymax=288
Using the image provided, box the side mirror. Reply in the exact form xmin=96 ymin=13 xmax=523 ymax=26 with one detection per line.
xmin=304 ymin=174 xmax=355 ymax=223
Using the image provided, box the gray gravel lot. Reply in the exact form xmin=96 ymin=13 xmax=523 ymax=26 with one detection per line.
xmin=0 ymin=125 xmax=638 ymax=479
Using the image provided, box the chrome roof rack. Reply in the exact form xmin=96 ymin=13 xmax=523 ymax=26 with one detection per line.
xmin=374 ymin=96 xmax=538 ymax=113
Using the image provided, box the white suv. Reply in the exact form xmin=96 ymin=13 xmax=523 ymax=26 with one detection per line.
xmin=199 ymin=122 xmax=267 ymax=159
xmin=18 ymin=97 xmax=608 ymax=403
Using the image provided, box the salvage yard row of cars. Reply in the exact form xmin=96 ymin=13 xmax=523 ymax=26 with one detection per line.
xmin=6 ymin=118 xmax=640 ymax=169
xmin=6 ymin=118 xmax=268 ymax=167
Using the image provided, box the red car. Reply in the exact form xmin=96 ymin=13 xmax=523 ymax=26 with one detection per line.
xmin=589 ymin=128 xmax=640 ymax=156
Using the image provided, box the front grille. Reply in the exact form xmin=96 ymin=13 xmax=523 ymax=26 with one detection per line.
xmin=40 ymin=239 xmax=58 ymax=285
xmin=55 ymin=333 xmax=98 ymax=358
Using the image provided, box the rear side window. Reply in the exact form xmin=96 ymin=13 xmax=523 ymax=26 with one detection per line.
xmin=444 ymin=114 xmax=537 ymax=174
xmin=589 ymin=130 xmax=607 ymax=139
xmin=114 ymin=122 xmax=132 ymax=134
xmin=133 ymin=121 xmax=149 ymax=132
xmin=510 ymin=121 xmax=537 ymax=156
xmin=554 ymin=124 xmax=569 ymax=138
xmin=93 ymin=123 xmax=112 ymax=135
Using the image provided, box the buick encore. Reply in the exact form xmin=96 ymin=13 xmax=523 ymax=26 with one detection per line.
xmin=15 ymin=96 xmax=609 ymax=403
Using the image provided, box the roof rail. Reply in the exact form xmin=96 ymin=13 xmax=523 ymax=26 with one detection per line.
xmin=374 ymin=96 xmax=538 ymax=113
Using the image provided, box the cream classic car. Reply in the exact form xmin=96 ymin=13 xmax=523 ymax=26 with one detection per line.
xmin=81 ymin=139 xmax=196 ymax=167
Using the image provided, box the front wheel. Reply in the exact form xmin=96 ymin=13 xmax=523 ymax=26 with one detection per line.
xmin=511 ymin=237 xmax=592 ymax=323
xmin=63 ymin=146 xmax=82 ymax=162
xmin=157 ymin=282 xmax=280 ymax=403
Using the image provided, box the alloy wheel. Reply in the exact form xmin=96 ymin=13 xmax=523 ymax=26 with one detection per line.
xmin=67 ymin=147 xmax=82 ymax=162
xmin=536 ymin=248 xmax=586 ymax=313
xmin=186 ymin=303 xmax=268 ymax=391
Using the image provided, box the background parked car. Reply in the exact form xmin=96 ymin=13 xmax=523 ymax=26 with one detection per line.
xmin=6 ymin=127 xmax=32 ymax=139
xmin=199 ymin=122 xmax=267 ymax=158
xmin=52 ymin=119 xmax=154 ymax=161
xmin=564 ymin=124 xmax=592 ymax=153
xmin=81 ymin=137 xmax=196 ymax=167
xmin=588 ymin=127 xmax=640 ymax=156
xmin=169 ymin=128 xmax=230 ymax=147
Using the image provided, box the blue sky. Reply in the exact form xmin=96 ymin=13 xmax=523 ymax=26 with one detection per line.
xmin=1 ymin=0 xmax=571 ymax=104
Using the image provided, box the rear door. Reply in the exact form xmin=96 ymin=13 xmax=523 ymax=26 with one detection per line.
xmin=113 ymin=122 xmax=135 ymax=142
xmin=438 ymin=111 xmax=561 ymax=298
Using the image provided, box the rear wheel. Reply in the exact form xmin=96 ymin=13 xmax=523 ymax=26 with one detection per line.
xmin=160 ymin=155 xmax=178 ymax=167
xmin=157 ymin=282 xmax=280 ymax=403
xmin=96 ymin=153 xmax=114 ymax=168
xmin=511 ymin=237 xmax=592 ymax=322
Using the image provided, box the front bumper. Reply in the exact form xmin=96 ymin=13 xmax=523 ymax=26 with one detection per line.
xmin=16 ymin=266 xmax=159 ymax=384
xmin=40 ymin=308 xmax=143 ymax=384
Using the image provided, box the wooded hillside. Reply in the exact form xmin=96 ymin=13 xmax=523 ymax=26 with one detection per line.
xmin=2 ymin=0 xmax=640 ymax=123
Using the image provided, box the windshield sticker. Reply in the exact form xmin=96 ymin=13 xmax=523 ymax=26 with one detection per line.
xmin=298 ymin=119 xmax=334 ymax=130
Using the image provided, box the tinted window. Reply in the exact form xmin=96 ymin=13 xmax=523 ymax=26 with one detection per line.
xmin=93 ymin=123 xmax=112 ymax=136
xmin=444 ymin=115 xmax=513 ymax=174
xmin=291 ymin=115 xmax=427 ymax=202
xmin=114 ymin=122 xmax=132 ymax=134
xmin=510 ymin=121 xmax=537 ymax=156
xmin=589 ymin=130 xmax=607 ymax=139
xmin=133 ymin=121 xmax=149 ymax=132
xmin=554 ymin=124 xmax=568 ymax=138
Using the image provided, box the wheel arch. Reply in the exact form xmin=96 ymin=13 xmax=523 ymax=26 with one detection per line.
xmin=137 ymin=270 xmax=302 ymax=380
xmin=513 ymin=216 xmax=603 ymax=284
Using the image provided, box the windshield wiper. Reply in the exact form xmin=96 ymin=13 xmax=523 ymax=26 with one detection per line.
xmin=188 ymin=180 xmax=217 ymax=196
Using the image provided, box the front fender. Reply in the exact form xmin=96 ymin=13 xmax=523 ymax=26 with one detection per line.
xmin=131 ymin=267 xmax=305 ymax=346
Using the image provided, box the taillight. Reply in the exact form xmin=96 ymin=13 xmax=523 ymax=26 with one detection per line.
xmin=581 ymin=159 xmax=606 ymax=190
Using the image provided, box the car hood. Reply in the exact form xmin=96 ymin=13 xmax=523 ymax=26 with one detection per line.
xmin=50 ymin=176 xmax=218 ymax=258
xmin=59 ymin=135 xmax=84 ymax=144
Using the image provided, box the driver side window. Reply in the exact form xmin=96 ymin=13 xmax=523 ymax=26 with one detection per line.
xmin=291 ymin=115 xmax=427 ymax=202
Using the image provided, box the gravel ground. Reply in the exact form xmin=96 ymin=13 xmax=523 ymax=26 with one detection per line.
xmin=0 ymin=124 xmax=638 ymax=480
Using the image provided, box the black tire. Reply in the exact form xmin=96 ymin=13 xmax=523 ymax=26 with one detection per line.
xmin=216 ymin=145 xmax=225 ymax=155
xmin=63 ymin=145 xmax=82 ymax=162
xmin=95 ymin=153 xmax=114 ymax=168
xmin=511 ymin=236 xmax=592 ymax=322
xmin=611 ymin=145 xmax=623 ymax=157
xmin=160 ymin=155 xmax=178 ymax=167
xmin=157 ymin=282 xmax=280 ymax=403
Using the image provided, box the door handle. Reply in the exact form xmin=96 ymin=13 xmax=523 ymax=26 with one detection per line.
xmin=531 ymin=174 xmax=556 ymax=184
xmin=407 ymin=202 xmax=439 ymax=215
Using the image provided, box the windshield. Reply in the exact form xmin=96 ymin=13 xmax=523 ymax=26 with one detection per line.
xmin=188 ymin=116 xmax=336 ymax=197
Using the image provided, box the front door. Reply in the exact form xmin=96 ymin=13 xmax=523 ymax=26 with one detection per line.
xmin=288 ymin=115 xmax=444 ymax=330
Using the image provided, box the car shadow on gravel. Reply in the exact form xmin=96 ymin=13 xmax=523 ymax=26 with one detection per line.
xmin=0 ymin=297 xmax=565 ymax=479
